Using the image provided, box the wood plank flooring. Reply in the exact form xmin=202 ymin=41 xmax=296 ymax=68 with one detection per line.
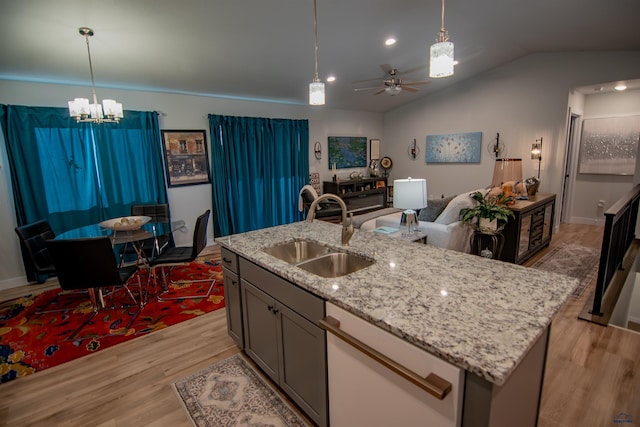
xmin=1 ymin=224 xmax=639 ymax=426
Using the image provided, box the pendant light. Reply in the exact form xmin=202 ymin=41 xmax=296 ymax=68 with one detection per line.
xmin=68 ymin=27 xmax=123 ymax=123
xmin=429 ymin=0 xmax=454 ymax=78
xmin=309 ymin=0 xmax=325 ymax=105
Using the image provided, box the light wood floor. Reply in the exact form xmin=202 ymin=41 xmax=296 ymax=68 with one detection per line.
xmin=1 ymin=224 xmax=639 ymax=426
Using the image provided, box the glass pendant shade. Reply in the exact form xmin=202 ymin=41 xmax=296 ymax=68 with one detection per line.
xmin=429 ymin=41 xmax=454 ymax=78
xmin=309 ymin=81 xmax=325 ymax=105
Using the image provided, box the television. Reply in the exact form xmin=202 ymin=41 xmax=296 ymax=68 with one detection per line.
xmin=328 ymin=136 xmax=367 ymax=169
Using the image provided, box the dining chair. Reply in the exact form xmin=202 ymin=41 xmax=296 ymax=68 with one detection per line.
xmin=15 ymin=220 xmax=57 ymax=284
xmin=46 ymin=236 xmax=143 ymax=311
xmin=119 ymin=203 xmax=175 ymax=265
xmin=149 ymin=209 xmax=214 ymax=301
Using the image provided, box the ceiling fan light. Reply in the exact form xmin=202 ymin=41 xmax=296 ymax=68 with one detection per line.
xmin=429 ymin=41 xmax=454 ymax=78
xmin=385 ymin=85 xmax=402 ymax=96
xmin=309 ymin=81 xmax=325 ymax=105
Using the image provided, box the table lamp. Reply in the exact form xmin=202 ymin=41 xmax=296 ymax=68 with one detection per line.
xmin=491 ymin=158 xmax=524 ymax=199
xmin=393 ymin=178 xmax=427 ymax=236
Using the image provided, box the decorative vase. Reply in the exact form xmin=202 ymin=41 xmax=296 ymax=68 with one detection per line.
xmin=479 ymin=217 xmax=498 ymax=231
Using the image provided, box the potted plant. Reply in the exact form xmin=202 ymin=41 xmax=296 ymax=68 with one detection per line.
xmin=459 ymin=190 xmax=515 ymax=234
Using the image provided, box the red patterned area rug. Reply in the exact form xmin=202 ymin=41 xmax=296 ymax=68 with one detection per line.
xmin=0 ymin=255 xmax=224 ymax=384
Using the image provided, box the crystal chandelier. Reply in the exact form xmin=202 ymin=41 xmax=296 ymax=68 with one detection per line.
xmin=309 ymin=0 xmax=325 ymax=105
xmin=429 ymin=0 xmax=454 ymax=78
xmin=68 ymin=27 xmax=123 ymax=123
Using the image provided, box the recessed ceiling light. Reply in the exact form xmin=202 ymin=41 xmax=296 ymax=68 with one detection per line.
xmin=614 ymin=84 xmax=627 ymax=91
xmin=385 ymin=38 xmax=396 ymax=46
xmin=326 ymin=75 xmax=336 ymax=82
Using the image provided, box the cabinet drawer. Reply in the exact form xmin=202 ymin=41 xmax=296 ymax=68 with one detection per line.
xmin=221 ymin=247 xmax=238 ymax=273
xmin=239 ymin=258 xmax=324 ymax=323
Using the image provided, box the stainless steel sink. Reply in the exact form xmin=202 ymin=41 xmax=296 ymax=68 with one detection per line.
xmin=297 ymin=252 xmax=375 ymax=278
xmin=263 ymin=239 xmax=334 ymax=264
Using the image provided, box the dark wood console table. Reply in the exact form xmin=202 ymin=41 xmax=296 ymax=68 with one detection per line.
xmin=500 ymin=193 xmax=556 ymax=264
xmin=323 ymin=178 xmax=387 ymax=215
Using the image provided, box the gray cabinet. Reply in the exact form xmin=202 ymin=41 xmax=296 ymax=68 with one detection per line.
xmin=240 ymin=258 xmax=328 ymax=427
xmin=221 ymin=247 xmax=243 ymax=348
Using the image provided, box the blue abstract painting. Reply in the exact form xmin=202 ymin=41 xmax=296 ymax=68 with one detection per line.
xmin=425 ymin=132 xmax=482 ymax=163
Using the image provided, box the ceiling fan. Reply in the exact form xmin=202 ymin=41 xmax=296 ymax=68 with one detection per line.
xmin=353 ymin=64 xmax=430 ymax=96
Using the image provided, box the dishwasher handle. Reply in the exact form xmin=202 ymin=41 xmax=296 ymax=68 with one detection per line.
xmin=319 ymin=316 xmax=452 ymax=401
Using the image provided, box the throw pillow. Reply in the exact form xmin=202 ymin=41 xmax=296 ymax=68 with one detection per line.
xmin=418 ymin=196 xmax=455 ymax=222
xmin=435 ymin=188 xmax=488 ymax=225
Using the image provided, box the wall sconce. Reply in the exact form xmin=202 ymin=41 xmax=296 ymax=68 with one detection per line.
xmin=531 ymin=137 xmax=542 ymax=179
xmin=408 ymin=139 xmax=420 ymax=160
xmin=314 ymin=141 xmax=322 ymax=159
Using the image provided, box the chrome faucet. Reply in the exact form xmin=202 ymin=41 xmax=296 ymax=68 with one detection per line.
xmin=307 ymin=194 xmax=354 ymax=246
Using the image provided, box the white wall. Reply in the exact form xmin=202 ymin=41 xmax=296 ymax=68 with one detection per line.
xmin=382 ymin=51 xmax=640 ymax=220
xmin=570 ymin=89 xmax=640 ymax=224
xmin=0 ymin=81 xmax=382 ymax=287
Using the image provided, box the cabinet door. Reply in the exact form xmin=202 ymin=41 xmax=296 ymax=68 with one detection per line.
xmin=241 ymin=280 xmax=280 ymax=382
xmin=517 ymin=213 xmax=532 ymax=260
xmin=222 ymin=267 xmax=243 ymax=348
xmin=278 ymin=304 xmax=328 ymax=427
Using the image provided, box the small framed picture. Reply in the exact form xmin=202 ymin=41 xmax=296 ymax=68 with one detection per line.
xmin=161 ymin=130 xmax=211 ymax=187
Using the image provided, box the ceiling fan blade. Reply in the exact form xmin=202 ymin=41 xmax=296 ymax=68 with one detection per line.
xmin=402 ymin=86 xmax=420 ymax=92
xmin=373 ymin=89 xmax=386 ymax=95
xmin=380 ymin=64 xmax=393 ymax=75
xmin=354 ymin=86 xmax=383 ymax=92
xmin=403 ymin=80 xmax=431 ymax=86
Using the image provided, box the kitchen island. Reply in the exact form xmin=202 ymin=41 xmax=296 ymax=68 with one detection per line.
xmin=217 ymin=220 xmax=578 ymax=426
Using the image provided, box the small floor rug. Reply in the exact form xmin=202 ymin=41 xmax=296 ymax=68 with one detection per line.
xmin=0 ymin=255 xmax=224 ymax=384
xmin=530 ymin=243 xmax=600 ymax=298
xmin=174 ymin=353 xmax=310 ymax=427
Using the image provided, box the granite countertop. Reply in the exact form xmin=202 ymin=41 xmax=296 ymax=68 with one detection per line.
xmin=216 ymin=220 xmax=578 ymax=386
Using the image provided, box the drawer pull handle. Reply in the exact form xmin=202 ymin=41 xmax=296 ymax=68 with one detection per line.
xmin=319 ymin=316 xmax=452 ymax=400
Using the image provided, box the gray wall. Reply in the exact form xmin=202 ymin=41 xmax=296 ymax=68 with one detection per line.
xmin=381 ymin=51 xmax=640 ymax=227
xmin=0 ymin=81 xmax=382 ymax=287
xmin=2 ymin=50 xmax=639 ymax=287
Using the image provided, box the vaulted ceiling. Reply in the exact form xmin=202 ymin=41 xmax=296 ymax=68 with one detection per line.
xmin=1 ymin=0 xmax=639 ymax=113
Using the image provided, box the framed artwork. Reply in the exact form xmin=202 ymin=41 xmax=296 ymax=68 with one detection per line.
xmin=161 ymin=130 xmax=211 ymax=187
xmin=328 ymin=136 xmax=367 ymax=169
xmin=578 ymin=115 xmax=640 ymax=175
xmin=425 ymin=131 xmax=482 ymax=163
xmin=370 ymin=139 xmax=380 ymax=160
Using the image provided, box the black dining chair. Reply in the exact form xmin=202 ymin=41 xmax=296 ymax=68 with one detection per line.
xmin=119 ymin=203 xmax=175 ymax=264
xmin=15 ymin=220 xmax=57 ymax=283
xmin=46 ymin=237 xmax=143 ymax=311
xmin=149 ymin=209 xmax=214 ymax=301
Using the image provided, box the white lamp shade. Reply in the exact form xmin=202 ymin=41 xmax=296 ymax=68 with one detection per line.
xmin=89 ymin=103 xmax=104 ymax=119
xmin=103 ymin=99 xmax=124 ymax=118
xmin=68 ymin=98 xmax=90 ymax=117
xmin=309 ymin=81 xmax=325 ymax=105
xmin=393 ymin=178 xmax=428 ymax=210
xmin=429 ymin=41 xmax=454 ymax=78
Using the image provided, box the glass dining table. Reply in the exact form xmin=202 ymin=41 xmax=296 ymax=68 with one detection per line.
xmin=55 ymin=219 xmax=186 ymax=266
